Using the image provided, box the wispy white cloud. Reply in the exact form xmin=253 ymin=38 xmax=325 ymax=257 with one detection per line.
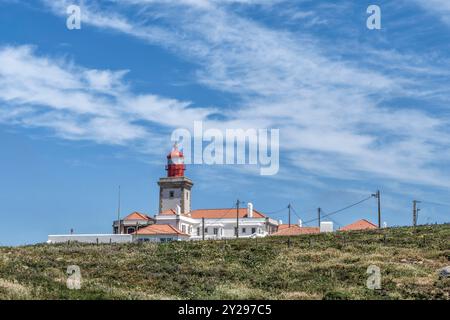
xmin=413 ymin=0 xmax=450 ymax=25
xmin=5 ymin=0 xmax=450 ymax=189
xmin=0 ymin=45 xmax=214 ymax=146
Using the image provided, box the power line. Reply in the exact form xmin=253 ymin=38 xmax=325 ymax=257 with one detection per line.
xmin=289 ymin=205 xmax=324 ymax=226
xmin=290 ymin=205 xmax=303 ymax=222
xmin=290 ymin=205 xmax=316 ymax=218
xmin=420 ymin=200 xmax=450 ymax=208
xmin=325 ymin=214 xmax=342 ymax=228
xmin=321 ymin=196 xmax=373 ymax=218
xmin=263 ymin=206 xmax=289 ymax=215
xmin=302 ymin=195 xmax=373 ymax=225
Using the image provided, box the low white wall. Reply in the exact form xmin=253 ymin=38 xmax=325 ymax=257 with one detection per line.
xmin=47 ymin=234 xmax=133 ymax=244
xmin=135 ymin=234 xmax=189 ymax=242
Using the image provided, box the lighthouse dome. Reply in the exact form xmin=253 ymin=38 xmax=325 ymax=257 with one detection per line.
xmin=166 ymin=143 xmax=185 ymax=177
xmin=167 ymin=144 xmax=183 ymax=159
xmin=167 ymin=143 xmax=184 ymax=164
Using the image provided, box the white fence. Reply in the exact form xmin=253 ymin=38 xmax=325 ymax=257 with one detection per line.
xmin=47 ymin=234 xmax=133 ymax=244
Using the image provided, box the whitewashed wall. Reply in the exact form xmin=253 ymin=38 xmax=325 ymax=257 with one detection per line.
xmin=47 ymin=234 xmax=133 ymax=244
xmin=135 ymin=234 xmax=189 ymax=242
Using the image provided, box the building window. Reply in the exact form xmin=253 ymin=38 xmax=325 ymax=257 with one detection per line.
xmin=169 ymin=191 xmax=174 ymax=198
xmin=127 ymin=227 xmax=135 ymax=234
xmin=186 ymin=192 xmax=189 ymax=200
xmin=197 ymin=227 xmax=200 ymax=236
xmin=242 ymin=227 xmax=246 ymax=234
xmin=252 ymin=228 xmax=256 ymax=234
xmin=204 ymin=227 xmax=208 ymax=234
xmin=213 ymin=228 xmax=218 ymax=235
xmin=182 ymin=225 xmax=186 ymax=233
xmin=189 ymin=226 xmax=192 ymax=234
xmin=234 ymin=227 xmax=238 ymax=236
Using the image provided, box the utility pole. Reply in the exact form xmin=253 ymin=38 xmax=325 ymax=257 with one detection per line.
xmin=377 ymin=190 xmax=381 ymax=229
xmin=288 ymin=203 xmax=292 ymax=248
xmin=117 ymin=185 xmax=121 ymax=234
xmin=413 ymin=200 xmax=421 ymax=227
xmin=318 ymin=207 xmax=321 ymax=227
xmin=236 ymin=199 xmax=240 ymax=238
xmin=288 ymin=204 xmax=291 ymax=228
xmin=202 ymin=217 xmax=205 ymax=240
xmin=372 ymin=190 xmax=381 ymax=228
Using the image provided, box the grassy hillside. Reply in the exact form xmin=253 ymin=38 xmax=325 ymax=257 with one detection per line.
xmin=0 ymin=224 xmax=449 ymax=300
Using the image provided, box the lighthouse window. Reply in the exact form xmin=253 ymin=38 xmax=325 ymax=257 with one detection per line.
xmin=169 ymin=191 xmax=174 ymax=198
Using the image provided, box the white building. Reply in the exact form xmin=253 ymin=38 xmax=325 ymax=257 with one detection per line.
xmin=113 ymin=144 xmax=279 ymax=242
xmin=153 ymin=204 xmax=278 ymax=241
xmin=49 ymin=145 xmax=355 ymax=244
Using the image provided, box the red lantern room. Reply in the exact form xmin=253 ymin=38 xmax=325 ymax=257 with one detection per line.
xmin=166 ymin=143 xmax=186 ymax=177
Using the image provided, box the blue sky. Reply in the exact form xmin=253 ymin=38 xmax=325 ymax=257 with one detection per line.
xmin=0 ymin=0 xmax=450 ymax=245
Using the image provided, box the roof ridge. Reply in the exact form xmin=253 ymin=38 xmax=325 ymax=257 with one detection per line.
xmin=190 ymin=208 xmax=266 ymax=218
xmin=192 ymin=208 xmax=238 ymax=211
xmin=124 ymin=211 xmax=152 ymax=220
xmin=134 ymin=224 xmax=189 ymax=236
xmin=168 ymin=224 xmax=189 ymax=235
xmin=361 ymin=219 xmax=377 ymax=227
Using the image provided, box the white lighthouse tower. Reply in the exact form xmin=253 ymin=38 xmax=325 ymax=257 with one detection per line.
xmin=157 ymin=143 xmax=193 ymax=214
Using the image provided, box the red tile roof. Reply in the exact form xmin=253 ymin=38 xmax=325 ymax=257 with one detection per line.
xmin=160 ymin=209 xmax=177 ymax=215
xmin=340 ymin=219 xmax=377 ymax=231
xmin=278 ymin=224 xmax=299 ymax=230
xmin=133 ymin=224 xmax=188 ymax=236
xmin=124 ymin=212 xmax=153 ymax=221
xmin=160 ymin=208 xmax=266 ymax=219
xmin=271 ymin=225 xmax=320 ymax=236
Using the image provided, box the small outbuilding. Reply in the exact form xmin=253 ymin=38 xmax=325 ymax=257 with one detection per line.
xmin=133 ymin=224 xmax=190 ymax=243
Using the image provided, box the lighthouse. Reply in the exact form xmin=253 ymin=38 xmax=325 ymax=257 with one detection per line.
xmin=166 ymin=143 xmax=186 ymax=177
xmin=157 ymin=143 xmax=193 ymax=214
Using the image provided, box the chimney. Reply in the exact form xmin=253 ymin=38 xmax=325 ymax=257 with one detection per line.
xmin=175 ymin=205 xmax=181 ymax=229
xmin=298 ymin=219 xmax=302 ymax=227
xmin=247 ymin=202 xmax=253 ymax=218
